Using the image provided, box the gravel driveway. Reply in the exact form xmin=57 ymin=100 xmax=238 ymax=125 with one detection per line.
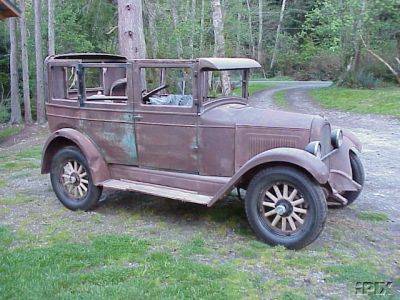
xmin=250 ymin=82 xmax=400 ymax=224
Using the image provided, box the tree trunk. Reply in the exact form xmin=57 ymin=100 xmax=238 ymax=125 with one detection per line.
xmin=189 ymin=0 xmax=196 ymax=58
xmin=117 ymin=0 xmax=147 ymax=59
xmin=353 ymin=0 xmax=366 ymax=72
xmin=34 ymin=0 xmax=46 ymax=124
xmin=170 ymin=0 xmax=183 ymax=58
xmin=199 ymin=0 xmax=205 ymax=55
xmin=19 ymin=0 xmax=33 ymax=124
xmin=270 ymin=0 xmax=286 ymax=71
xmin=361 ymin=36 xmax=400 ymax=85
xmin=8 ymin=18 xmax=22 ymax=125
xmin=211 ymin=0 xmax=230 ymax=95
xmin=257 ymin=0 xmax=263 ymax=63
xmin=235 ymin=12 xmax=242 ymax=57
xmin=245 ymin=0 xmax=255 ymax=58
xmin=144 ymin=0 xmax=158 ymax=58
xmin=48 ymin=0 xmax=55 ymax=55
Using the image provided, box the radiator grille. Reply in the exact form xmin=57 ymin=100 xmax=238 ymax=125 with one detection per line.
xmin=249 ymin=134 xmax=300 ymax=158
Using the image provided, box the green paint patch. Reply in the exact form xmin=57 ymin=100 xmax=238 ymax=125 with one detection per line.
xmin=309 ymin=87 xmax=400 ymax=117
xmin=0 ymin=193 xmax=34 ymax=205
xmin=274 ymin=90 xmax=289 ymax=108
xmin=0 ymin=126 xmax=22 ymax=142
xmin=357 ymin=211 xmax=389 ymax=222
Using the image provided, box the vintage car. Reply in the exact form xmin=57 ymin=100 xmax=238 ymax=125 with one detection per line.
xmin=42 ymin=53 xmax=364 ymax=249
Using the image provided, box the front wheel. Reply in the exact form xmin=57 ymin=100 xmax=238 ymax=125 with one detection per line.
xmin=50 ymin=146 xmax=102 ymax=211
xmin=245 ymin=167 xmax=327 ymax=250
xmin=342 ymin=151 xmax=365 ymax=205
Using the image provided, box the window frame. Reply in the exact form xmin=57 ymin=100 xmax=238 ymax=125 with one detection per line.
xmin=133 ymin=61 xmax=198 ymax=114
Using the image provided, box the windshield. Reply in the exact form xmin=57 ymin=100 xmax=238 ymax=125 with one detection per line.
xmin=202 ymin=69 xmax=249 ymax=104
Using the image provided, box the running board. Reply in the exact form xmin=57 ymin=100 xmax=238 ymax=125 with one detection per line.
xmin=101 ymin=179 xmax=213 ymax=205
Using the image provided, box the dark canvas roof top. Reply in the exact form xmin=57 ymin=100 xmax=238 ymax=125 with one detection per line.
xmin=52 ymin=53 xmax=128 ymax=62
xmin=0 ymin=0 xmax=20 ymax=19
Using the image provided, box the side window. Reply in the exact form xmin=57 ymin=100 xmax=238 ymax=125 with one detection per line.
xmin=204 ymin=70 xmax=243 ymax=102
xmin=140 ymin=67 xmax=193 ymax=107
xmin=83 ymin=66 xmax=127 ymax=103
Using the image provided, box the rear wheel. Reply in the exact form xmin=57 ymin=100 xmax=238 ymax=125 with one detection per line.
xmin=50 ymin=146 xmax=102 ymax=211
xmin=245 ymin=167 xmax=327 ymax=250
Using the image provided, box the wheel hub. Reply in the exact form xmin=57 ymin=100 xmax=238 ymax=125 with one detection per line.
xmin=275 ymin=200 xmax=293 ymax=217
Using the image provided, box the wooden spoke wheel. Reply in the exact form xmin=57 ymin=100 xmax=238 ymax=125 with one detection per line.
xmin=60 ymin=160 xmax=89 ymax=200
xmin=50 ymin=146 xmax=102 ymax=211
xmin=261 ymin=183 xmax=308 ymax=234
xmin=245 ymin=167 xmax=327 ymax=250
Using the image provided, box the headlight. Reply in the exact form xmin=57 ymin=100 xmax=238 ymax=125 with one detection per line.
xmin=331 ymin=129 xmax=343 ymax=148
xmin=305 ymin=141 xmax=322 ymax=158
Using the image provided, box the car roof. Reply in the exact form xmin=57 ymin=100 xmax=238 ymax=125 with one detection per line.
xmin=51 ymin=53 xmax=127 ymax=62
xmin=198 ymin=58 xmax=261 ymax=70
xmin=49 ymin=53 xmax=261 ymax=70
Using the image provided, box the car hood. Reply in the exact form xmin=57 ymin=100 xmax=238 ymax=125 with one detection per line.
xmin=200 ymin=103 xmax=316 ymax=129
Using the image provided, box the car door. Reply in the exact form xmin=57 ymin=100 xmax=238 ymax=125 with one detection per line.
xmin=133 ymin=61 xmax=199 ymax=173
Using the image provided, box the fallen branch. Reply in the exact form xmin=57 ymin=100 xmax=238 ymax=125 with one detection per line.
xmin=360 ymin=35 xmax=400 ymax=85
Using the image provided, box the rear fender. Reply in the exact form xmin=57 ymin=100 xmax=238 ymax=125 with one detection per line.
xmin=208 ymin=148 xmax=329 ymax=206
xmin=41 ymin=128 xmax=110 ymax=185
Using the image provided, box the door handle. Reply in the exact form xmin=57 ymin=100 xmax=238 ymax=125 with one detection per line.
xmin=133 ymin=114 xmax=143 ymax=121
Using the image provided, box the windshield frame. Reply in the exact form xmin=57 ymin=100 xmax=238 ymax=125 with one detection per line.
xmin=199 ymin=68 xmax=250 ymax=107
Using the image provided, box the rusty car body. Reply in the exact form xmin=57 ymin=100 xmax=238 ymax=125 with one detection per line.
xmin=0 ymin=0 xmax=20 ymax=19
xmin=42 ymin=53 xmax=365 ymax=249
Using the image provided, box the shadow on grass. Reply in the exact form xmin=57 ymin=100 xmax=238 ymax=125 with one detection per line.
xmin=97 ymin=190 xmax=253 ymax=238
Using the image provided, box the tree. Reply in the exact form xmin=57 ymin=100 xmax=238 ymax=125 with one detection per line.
xmin=8 ymin=17 xmax=22 ymax=124
xmin=245 ymin=0 xmax=255 ymax=58
xmin=361 ymin=36 xmax=400 ymax=85
xmin=117 ymin=0 xmax=147 ymax=59
xmin=48 ymin=0 xmax=55 ymax=55
xmin=34 ymin=0 xmax=46 ymax=124
xmin=257 ymin=0 xmax=263 ymax=63
xmin=170 ymin=0 xmax=183 ymax=58
xmin=211 ymin=0 xmax=231 ymax=95
xmin=270 ymin=0 xmax=287 ymax=71
xmin=144 ymin=0 xmax=159 ymax=58
xmin=19 ymin=0 xmax=32 ymax=124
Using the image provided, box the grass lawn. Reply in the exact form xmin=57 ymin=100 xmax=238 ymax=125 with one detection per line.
xmin=0 ymin=137 xmax=399 ymax=299
xmin=273 ymin=90 xmax=289 ymax=108
xmin=309 ymin=87 xmax=400 ymax=117
xmin=0 ymin=126 xmax=22 ymax=142
xmin=234 ymin=82 xmax=277 ymax=97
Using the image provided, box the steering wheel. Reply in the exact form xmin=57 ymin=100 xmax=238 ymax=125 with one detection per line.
xmin=143 ymin=84 xmax=169 ymax=100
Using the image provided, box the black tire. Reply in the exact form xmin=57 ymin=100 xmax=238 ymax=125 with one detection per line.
xmin=245 ymin=167 xmax=327 ymax=250
xmin=341 ymin=151 xmax=365 ymax=205
xmin=50 ymin=146 xmax=102 ymax=211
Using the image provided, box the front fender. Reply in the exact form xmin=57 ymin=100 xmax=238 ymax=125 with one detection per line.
xmin=342 ymin=129 xmax=362 ymax=152
xmin=208 ymin=148 xmax=329 ymax=206
xmin=328 ymin=132 xmax=362 ymax=193
xmin=41 ymin=128 xmax=110 ymax=185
